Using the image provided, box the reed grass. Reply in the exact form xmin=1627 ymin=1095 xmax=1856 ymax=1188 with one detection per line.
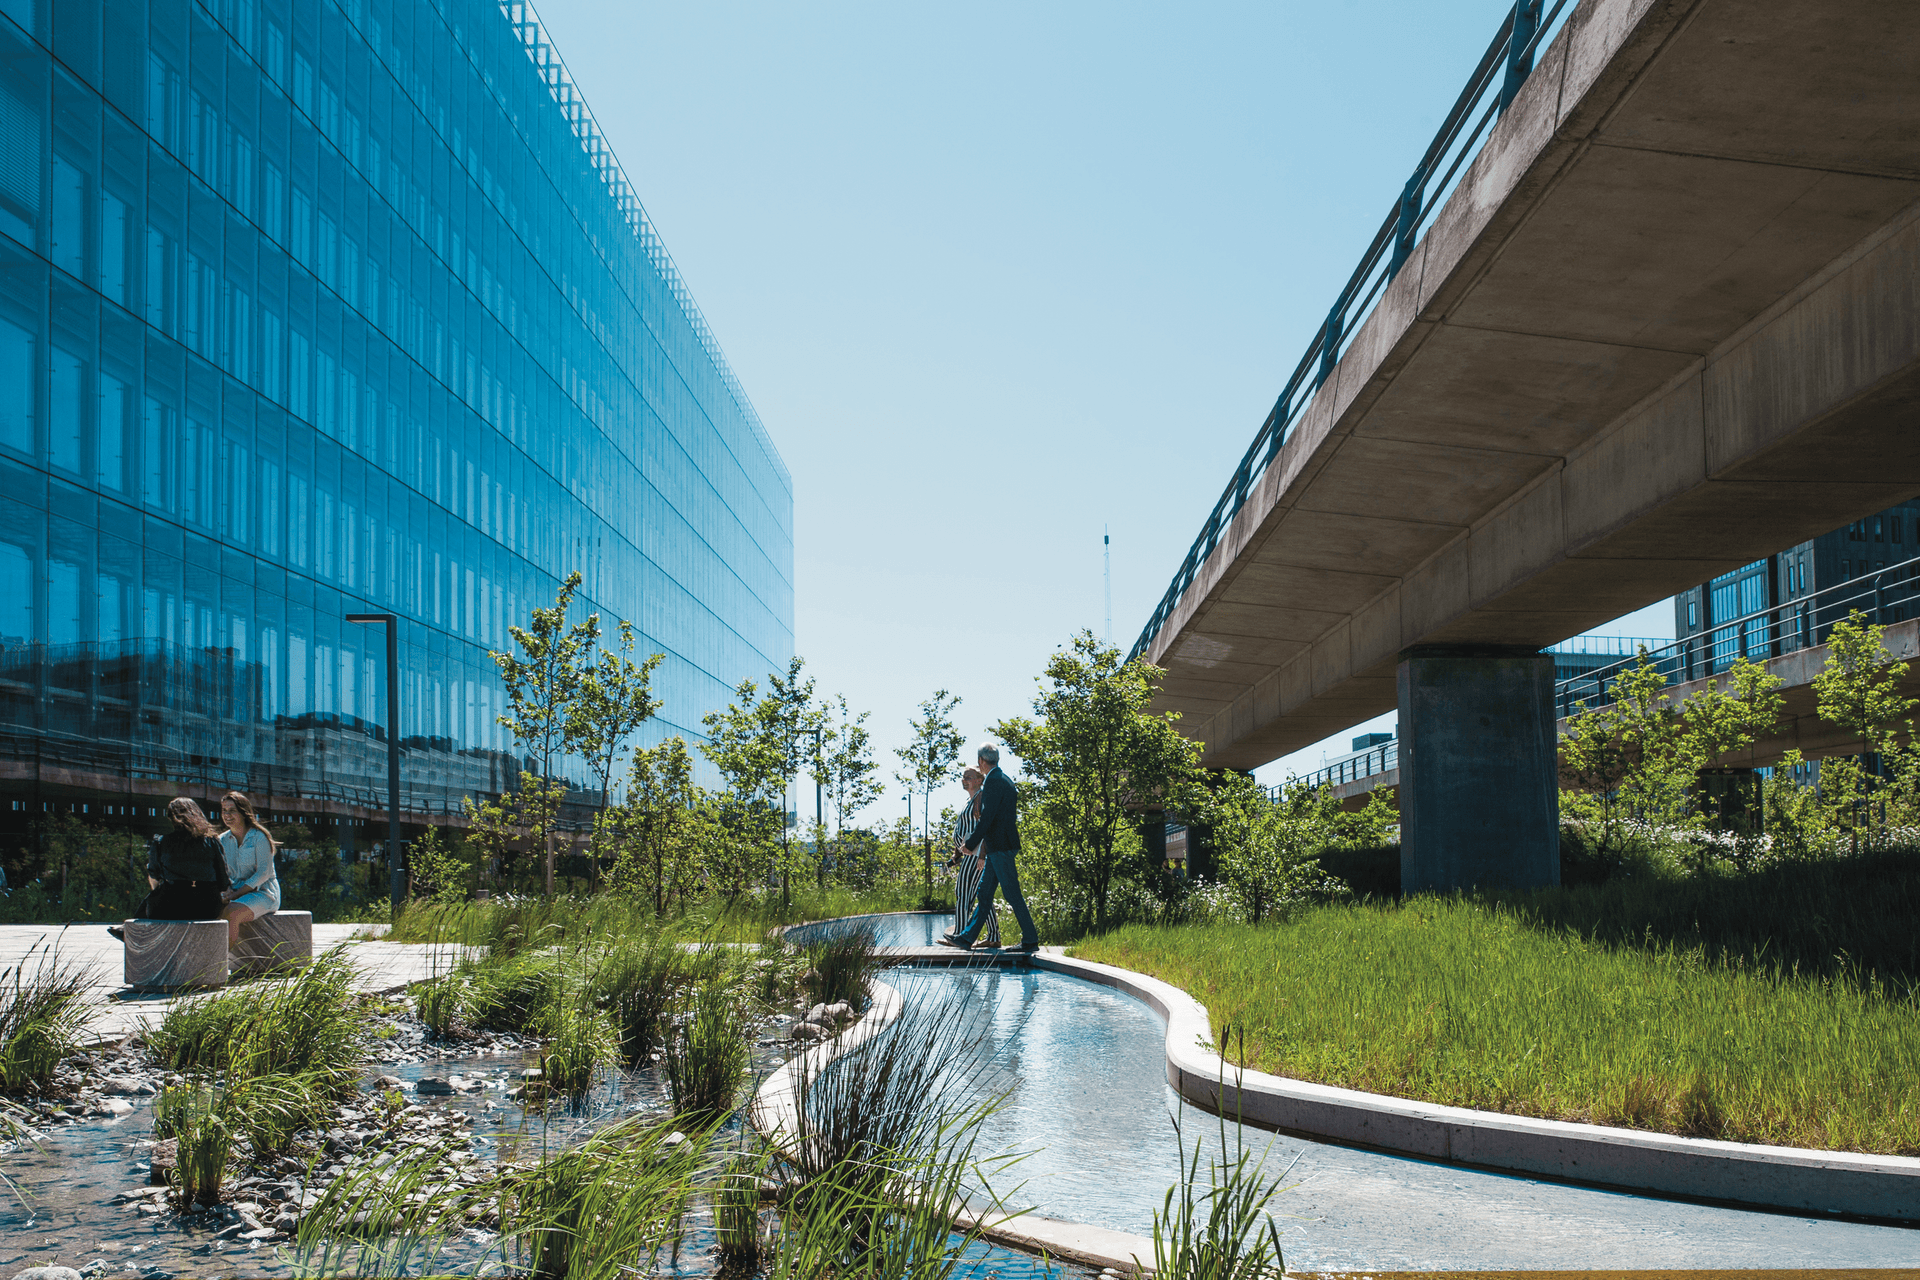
xmin=0 ymin=944 xmax=93 ymax=1089
xmin=664 ymin=979 xmax=749 ymax=1122
xmin=413 ymin=975 xmax=465 ymax=1038
xmin=1148 ymin=1038 xmax=1291 ymax=1280
xmin=148 ymin=948 xmax=367 ymax=1081
xmin=1075 ymin=895 xmax=1920 ymax=1154
xmin=801 ymin=922 xmax=883 ymax=1011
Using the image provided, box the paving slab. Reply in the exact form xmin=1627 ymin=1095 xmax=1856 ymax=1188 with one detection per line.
xmin=0 ymin=922 xmax=459 ymax=1042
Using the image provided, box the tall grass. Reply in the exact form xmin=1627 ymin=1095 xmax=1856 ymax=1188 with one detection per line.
xmin=663 ymin=980 xmax=749 ymax=1122
xmin=149 ymin=947 xmax=367 ymax=1079
xmin=1076 ymin=895 xmax=1920 ymax=1153
xmin=801 ymin=921 xmax=883 ymax=1010
xmin=767 ymin=996 xmax=1030 ymax=1280
xmin=1148 ymin=1035 xmax=1291 ymax=1280
xmin=0 ymin=944 xmax=93 ymax=1089
xmin=146 ymin=949 xmax=372 ymax=1199
xmin=384 ymin=883 xmax=933 ymax=948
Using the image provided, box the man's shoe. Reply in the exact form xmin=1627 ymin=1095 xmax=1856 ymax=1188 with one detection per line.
xmin=107 ymin=926 xmax=125 ymax=941
xmin=971 ymin=940 xmax=1003 ymax=951
xmin=936 ymin=932 xmax=972 ymax=950
xmin=1012 ymin=941 xmax=1040 ymax=954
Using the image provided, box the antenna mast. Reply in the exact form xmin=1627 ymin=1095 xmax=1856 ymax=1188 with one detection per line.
xmin=1103 ymin=526 xmax=1112 ymax=646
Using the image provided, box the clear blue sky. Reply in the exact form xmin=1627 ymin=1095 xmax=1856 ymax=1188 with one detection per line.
xmin=531 ymin=0 xmax=1676 ymax=818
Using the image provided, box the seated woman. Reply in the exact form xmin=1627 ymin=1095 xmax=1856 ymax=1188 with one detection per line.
xmin=216 ymin=790 xmax=281 ymax=946
xmin=108 ymin=798 xmax=229 ymax=937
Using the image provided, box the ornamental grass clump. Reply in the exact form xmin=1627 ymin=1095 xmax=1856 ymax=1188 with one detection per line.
xmin=0 ymin=944 xmax=92 ymax=1090
xmin=166 ymin=1085 xmax=232 ymax=1208
xmin=149 ymin=948 xmax=367 ymax=1082
xmin=591 ymin=931 xmax=714 ymax=1064
xmin=802 ymin=922 xmax=881 ymax=1011
xmin=537 ymin=998 xmax=620 ymax=1095
xmin=664 ymin=980 xmax=749 ymax=1123
xmin=765 ymin=997 xmax=1028 ymax=1280
xmin=713 ymin=1151 xmax=766 ymax=1264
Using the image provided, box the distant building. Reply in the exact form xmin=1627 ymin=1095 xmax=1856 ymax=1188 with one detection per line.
xmin=1674 ymin=499 xmax=1920 ymax=663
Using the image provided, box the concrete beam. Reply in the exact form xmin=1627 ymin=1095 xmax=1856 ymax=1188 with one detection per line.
xmin=1146 ymin=0 xmax=1920 ymax=770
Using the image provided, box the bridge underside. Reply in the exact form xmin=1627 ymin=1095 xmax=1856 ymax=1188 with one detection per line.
xmin=1147 ymin=0 xmax=1920 ymax=774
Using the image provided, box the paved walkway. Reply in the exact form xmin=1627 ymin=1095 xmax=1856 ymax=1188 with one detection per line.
xmin=0 ymin=922 xmax=456 ymax=1042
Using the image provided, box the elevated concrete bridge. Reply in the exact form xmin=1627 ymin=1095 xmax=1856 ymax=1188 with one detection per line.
xmin=1140 ymin=0 xmax=1920 ymax=889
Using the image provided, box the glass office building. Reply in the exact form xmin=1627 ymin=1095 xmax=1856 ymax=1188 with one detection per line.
xmin=0 ymin=0 xmax=793 ymax=852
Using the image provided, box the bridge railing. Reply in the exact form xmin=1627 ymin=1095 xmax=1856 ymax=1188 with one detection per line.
xmin=1278 ymin=741 xmax=1401 ymax=797
xmin=1132 ymin=0 xmax=1576 ymax=664
xmin=1553 ymin=554 xmax=1920 ymax=720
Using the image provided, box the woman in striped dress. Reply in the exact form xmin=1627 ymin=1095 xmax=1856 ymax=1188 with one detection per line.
xmin=950 ymin=767 xmax=1001 ymax=948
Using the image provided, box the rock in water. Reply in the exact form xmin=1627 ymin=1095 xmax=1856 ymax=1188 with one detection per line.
xmin=415 ymin=1077 xmax=455 ymax=1096
xmin=11 ymin=1267 xmax=85 ymax=1280
xmin=101 ymin=1076 xmax=154 ymax=1096
xmin=148 ymin=1137 xmax=178 ymax=1186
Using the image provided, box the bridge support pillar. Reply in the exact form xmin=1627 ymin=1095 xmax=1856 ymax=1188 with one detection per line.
xmin=1397 ymin=647 xmax=1558 ymax=893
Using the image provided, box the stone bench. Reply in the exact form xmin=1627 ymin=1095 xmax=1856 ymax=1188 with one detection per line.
xmin=231 ymin=910 xmax=314 ymax=978
xmin=123 ymin=919 xmax=228 ymax=992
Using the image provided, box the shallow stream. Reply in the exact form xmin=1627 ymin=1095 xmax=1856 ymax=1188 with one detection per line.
xmin=1 ymin=1031 xmax=1088 ymax=1279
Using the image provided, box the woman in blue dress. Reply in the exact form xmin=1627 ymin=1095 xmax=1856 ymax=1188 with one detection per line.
xmin=217 ymin=790 xmax=281 ymax=946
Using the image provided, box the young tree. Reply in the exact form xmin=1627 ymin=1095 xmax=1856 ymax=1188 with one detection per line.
xmin=895 ymin=690 xmax=964 ymax=904
xmin=571 ymin=620 xmax=665 ymax=872
xmin=1559 ymin=647 xmax=1783 ymax=862
xmin=995 ymin=631 xmax=1205 ymax=929
xmin=764 ymin=657 xmax=820 ymax=905
xmin=1812 ymin=609 xmax=1918 ymax=849
xmin=607 ymin=735 xmax=707 ymax=915
xmin=1206 ymin=774 xmax=1348 ymax=923
xmin=700 ymin=677 xmax=788 ymax=899
xmin=811 ymin=694 xmax=882 ymax=888
xmin=493 ymin=571 xmax=598 ymax=895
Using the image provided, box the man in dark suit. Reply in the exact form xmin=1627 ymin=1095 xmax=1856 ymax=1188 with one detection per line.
xmin=939 ymin=744 xmax=1039 ymax=954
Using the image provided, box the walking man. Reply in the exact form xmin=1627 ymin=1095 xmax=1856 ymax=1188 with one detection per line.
xmin=939 ymin=744 xmax=1039 ymax=954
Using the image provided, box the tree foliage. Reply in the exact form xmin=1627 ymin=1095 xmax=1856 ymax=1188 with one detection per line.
xmin=995 ymin=632 xmax=1205 ymax=929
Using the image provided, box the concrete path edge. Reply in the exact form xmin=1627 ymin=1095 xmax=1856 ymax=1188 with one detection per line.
xmin=1031 ymin=951 xmax=1920 ymax=1223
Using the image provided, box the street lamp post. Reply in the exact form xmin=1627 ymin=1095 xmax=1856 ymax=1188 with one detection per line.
xmin=347 ymin=613 xmax=403 ymax=914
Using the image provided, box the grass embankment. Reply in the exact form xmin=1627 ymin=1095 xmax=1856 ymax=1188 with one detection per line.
xmin=1075 ymin=858 xmax=1920 ymax=1156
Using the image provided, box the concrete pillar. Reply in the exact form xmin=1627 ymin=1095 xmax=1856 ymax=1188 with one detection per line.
xmin=1397 ymin=646 xmax=1558 ymax=893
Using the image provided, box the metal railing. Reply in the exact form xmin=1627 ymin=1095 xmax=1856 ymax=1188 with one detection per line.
xmin=1554 ymin=556 xmax=1920 ymax=720
xmin=1131 ymin=0 xmax=1571 ymax=663
xmin=1284 ymin=740 xmax=1400 ymax=796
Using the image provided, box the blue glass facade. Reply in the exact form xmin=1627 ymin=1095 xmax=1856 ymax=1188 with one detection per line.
xmin=0 ymin=0 xmax=793 ymax=830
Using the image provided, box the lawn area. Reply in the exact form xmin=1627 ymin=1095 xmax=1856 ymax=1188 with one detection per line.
xmin=1072 ymin=883 xmax=1920 ymax=1156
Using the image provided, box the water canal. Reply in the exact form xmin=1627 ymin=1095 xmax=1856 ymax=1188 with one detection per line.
xmin=795 ymin=912 xmax=1920 ymax=1270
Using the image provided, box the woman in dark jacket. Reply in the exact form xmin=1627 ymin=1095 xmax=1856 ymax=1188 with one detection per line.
xmin=129 ymin=798 xmax=229 ymax=923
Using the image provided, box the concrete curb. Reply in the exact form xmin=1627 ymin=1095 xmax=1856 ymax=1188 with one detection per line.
xmin=747 ymin=974 xmax=1157 ymax=1274
xmin=1033 ymin=952 xmax=1920 ymax=1223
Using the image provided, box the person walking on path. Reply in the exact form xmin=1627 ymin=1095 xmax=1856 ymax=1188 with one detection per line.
xmin=108 ymin=798 xmax=229 ymax=938
xmin=947 ymin=767 xmax=1001 ymax=949
xmin=939 ymin=744 xmax=1038 ymax=954
xmin=216 ymin=790 xmax=282 ymax=946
